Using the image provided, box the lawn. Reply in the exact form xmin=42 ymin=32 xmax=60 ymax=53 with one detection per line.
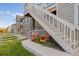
xmin=0 ymin=34 xmax=34 ymax=56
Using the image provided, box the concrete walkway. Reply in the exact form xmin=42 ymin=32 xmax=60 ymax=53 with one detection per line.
xmin=22 ymin=39 xmax=71 ymax=56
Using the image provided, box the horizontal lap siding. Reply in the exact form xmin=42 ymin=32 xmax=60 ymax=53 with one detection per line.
xmin=58 ymin=3 xmax=74 ymax=24
xmin=35 ymin=21 xmax=44 ymax=30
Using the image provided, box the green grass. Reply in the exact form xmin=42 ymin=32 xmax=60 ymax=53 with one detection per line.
xmin=0 ymin=34 xmax=34 ymax=56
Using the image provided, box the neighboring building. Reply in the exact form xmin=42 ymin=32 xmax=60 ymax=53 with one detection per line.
xmin=7 ymin=24 xmax=17 ymax=34
xmin=6 ymin=26 xmax=12 ymax=33
xmin=16 ymin=15 xmax=24 ymax=34
xmin=23 ymin=3 xmax=79 ymax=55
xmin=15 ymin=11 xmax=44 ymax=35
xmin=22 ymin=16 xmax=31 ymax=33
xmin=11 ymin=24 xmax=17 ymax=34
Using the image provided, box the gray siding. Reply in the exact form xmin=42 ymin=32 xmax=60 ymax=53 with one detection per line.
xmin=30 ymin=18 xmax=43 ymax=30
xmin=35 ymin=21 xmax=43 ymax=30
xmin=23 ymin=17 xmax=31 ymax=33
xmin=58 ymin=3 xmax=74 ymax=24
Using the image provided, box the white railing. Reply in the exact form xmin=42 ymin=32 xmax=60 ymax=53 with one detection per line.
xmin=36 ymin=3 xmax=55 ymax=9
xmin=26 ymin=4 xmax=79 ymax=54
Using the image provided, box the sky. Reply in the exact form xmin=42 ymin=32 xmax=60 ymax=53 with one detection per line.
xmin=0 ymin=3 xmax=24 ymax=28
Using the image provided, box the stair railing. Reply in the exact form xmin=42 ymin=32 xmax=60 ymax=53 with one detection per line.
xmin=26 ymin=4 xmax=79 ymax=55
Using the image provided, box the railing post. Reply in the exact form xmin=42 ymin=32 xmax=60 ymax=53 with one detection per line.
xmin=58 ymin=21 xmax=60 ymax=33
xmin=74 ymin=30 xmax=76 ymax=49
xmin=76 ymin=30 xmax=79 ymax=47
xmin=49 ymin=16 xmax=51 ymax=23
xmin=70 ymin=29 xmax=72 ymax=49
xmin=45 ymin=13 xmax=47 ymax=22
xmin=64 ymin=25 xmax=66 ymax=42
xmin=75 ymin=29 xmax=78 ymax=49
xmin=78 ymin=30 xmax=79 ymax=46
xmin=57 ymin=20 xmax=58 ymax=30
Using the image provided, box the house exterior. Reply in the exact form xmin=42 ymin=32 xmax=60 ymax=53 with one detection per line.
xmin=6 ymin=24 xmax=17 ymax=34
xmin=29 ymin=3 xmax=79 ymax=26
xmin=16 ymin=15 xmax=24 ymax=34
xmin=23 ymin=12 xmax=44 ymax=32
xmin=16 ymin=3 xmax=79 ymax=55
xmin=6 ymin=26 xmax=12 ymax=33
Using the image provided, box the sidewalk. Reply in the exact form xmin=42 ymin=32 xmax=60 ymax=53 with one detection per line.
xmin=22 ymin=39 xmax=71 ymax=56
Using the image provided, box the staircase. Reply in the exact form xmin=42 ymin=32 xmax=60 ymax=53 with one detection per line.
xmin=26 ymin=4 xmax=79 ymax=55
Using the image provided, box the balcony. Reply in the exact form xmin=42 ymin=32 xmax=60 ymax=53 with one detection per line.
xmin=36 ymin=3 xmax=55 ymax=9
xmin=24 ymin=3 xmax=56 ymax=15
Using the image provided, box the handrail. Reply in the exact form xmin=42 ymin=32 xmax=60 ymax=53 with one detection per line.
xmin=34 ymin=5 xmax=79 ymax=30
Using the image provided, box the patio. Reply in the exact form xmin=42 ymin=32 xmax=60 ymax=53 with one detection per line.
xmin=22 ymin=39 xmax=71 ymax=56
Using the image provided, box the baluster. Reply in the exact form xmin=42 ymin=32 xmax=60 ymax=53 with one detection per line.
xmin=60 ymin=23 xmax=63 ymax=39
xmin=67 ymin=27 xmax=70 ymax=44
xmin=75 ymin=29 xmax=78 ymax=48
xmin=36 ymin=9 xmax=38 ymax=17
xmin=52 ymin=17 xmax=54 ymax=27
xmin=50 ymin=16 xmax=52 ymax=24
xmin=45 ymin=13 xmax=47 ymax=22
xmin=68 ymin=27 xmax=70 ymax=44
xmin=39 ymin=10 xmax=41 ymax=19
xmin=74 ymin=30 xmax=76 ymax=49
xmin=47 ymin=14 xmax=49 ymax=22
xmin=38 ymin=10 xmax=40 ymax=19
xmin=42 ymin=11 xmax=44 ymax=21
xmin=77 ymin=30 xmax=79 ymax=47
xmin=37 ymin=9 xmax=39 ymax=18
xmin=64 ymin=25 xmax=66 ymax=42
xmin=70 ymin=29 xmax=72 ymax=48
xmin=59 ymin=22 xmax=61 ymax=38
xmin=78 ymin=30 xmax=79 ymax=46
xmin=49 ymin=16 xmax=51 ymax=23
xmin=65 ymin=26 xmax=68 ymax=43
xmin=71 ymin=30 xmax=74 ymax=49
xmin=44 ymin=13 xmax=46 ymax=21
xmin=57 ymin=20 xmax=58 ymax=30
xmin=60 ymin=22 xmax=61 ymax=31
xmin=55 ymin=19 xmax=57 ymax=28
xmin=62 ymin=24 xmax=64 ymax=39
xmin=58 ymin=21 xmax=60 ymax=33
xmin=40 ymin=10 xmax=42 ymax=19
xmin=40 ymin=10 xmax=43 ymax=20
xmin=54 ymin=18 xmax=56 ymax=28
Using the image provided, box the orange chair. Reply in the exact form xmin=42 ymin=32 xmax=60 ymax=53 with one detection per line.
xmin=40 ymin=32 xmax=49 ymax=43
